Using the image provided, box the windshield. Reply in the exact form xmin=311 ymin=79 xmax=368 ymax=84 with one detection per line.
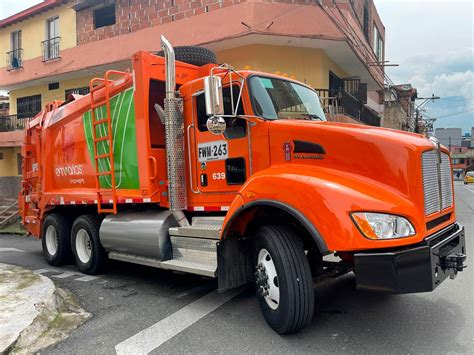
xmin=467 ymin=172 xmax=474 ymax=177
xmin=249 ymin=76 xmax=326 ymax=121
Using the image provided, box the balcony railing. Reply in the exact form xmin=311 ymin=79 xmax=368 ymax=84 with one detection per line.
xmin=315 ymin=88 xmax=381 ymax=127
xmin=0 ymin=114 xmax=30 ymax=132
xmin=41 ymin=37 xmax=61 ymax=62
xmin=6 ymin=49 xmax=23 ymax=71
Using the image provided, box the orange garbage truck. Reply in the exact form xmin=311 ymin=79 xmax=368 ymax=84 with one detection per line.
xmin=19 ymin=36 xmax=466 ymax=333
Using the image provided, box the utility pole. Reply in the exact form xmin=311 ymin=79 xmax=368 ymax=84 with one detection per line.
xmin=414 ymin=94 xmax=440 ymax=134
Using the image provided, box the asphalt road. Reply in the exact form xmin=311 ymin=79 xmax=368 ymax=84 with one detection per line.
xmin=1 ymin=181 xmax=473 ymax=354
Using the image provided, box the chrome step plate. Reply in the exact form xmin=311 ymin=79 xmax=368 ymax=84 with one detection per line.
xmin=163 ymin=236 xmax=217 ymax=277
xmin=108 ymin=236 xmax=218 ymax=278
xmin=191 ymin=216 xmax=225 ymax=227
xmin=169 ymin=225 xmax=221 ymax=239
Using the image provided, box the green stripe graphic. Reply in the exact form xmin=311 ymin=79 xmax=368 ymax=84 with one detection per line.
xmin=83 ymin=88 xmax=139 ymax=189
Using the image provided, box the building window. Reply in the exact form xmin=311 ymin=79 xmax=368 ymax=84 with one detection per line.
xmin=17 ymin=95 xmax=41 ymax=119
xmin=373 ymin=25 xmax=383 ymax=61
xmin=43 ymin=16 xmax=60 ymax=61
xmin=17 ymin=153 xmax=22 ymax=175
xmin=65 ymin=87 xmax=90 ymax=99
xmin=363 ymin=2 xmax=370 ymax=40
xmin=7 ymin=30 xmax=22 ymax=70
xmin=48 ymin=82 xmax=60 ymax=90
xmin=94 ymin=3 xmax=116 ymax=29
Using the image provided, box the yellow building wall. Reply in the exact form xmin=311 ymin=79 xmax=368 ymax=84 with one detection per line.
xmin=8 ymin=75 xmax=98 ymax=115
xmin=0 ymin=2 xmax=76 ymax=68
xmin=217 ymin=45 xmax=347 ymax=89
xmin=0 ymin=147 xmax=21 ymax=177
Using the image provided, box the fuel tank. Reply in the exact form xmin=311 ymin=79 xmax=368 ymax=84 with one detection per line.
xmin=99 ymin=209 xmax=178 ymax=260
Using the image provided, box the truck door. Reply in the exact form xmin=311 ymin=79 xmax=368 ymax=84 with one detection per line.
xmin=191 ymin=85 xmax=249 ymax=193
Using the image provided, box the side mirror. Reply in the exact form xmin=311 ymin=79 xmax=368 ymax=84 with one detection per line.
xmin=206 ymin=116 xmax=226 ymax=135
xmin=204 ymin=75 xmax=224 ymax=116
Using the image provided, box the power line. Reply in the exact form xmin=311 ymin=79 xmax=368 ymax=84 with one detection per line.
xmin=439 ymin=97 xmax=474 ymax=102
xmin=433 ymin=109 xmax=474 ymax=119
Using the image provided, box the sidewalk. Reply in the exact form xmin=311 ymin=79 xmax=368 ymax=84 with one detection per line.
xmin=0 ymin=263 xmax=90 ymax=354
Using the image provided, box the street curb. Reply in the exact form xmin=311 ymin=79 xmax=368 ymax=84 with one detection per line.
xmin=0 ymin=264 xmax=90 ymax=354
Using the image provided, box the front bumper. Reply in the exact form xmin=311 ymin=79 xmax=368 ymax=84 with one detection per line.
xmin=354 ymin=223 xmax=466 ymax=293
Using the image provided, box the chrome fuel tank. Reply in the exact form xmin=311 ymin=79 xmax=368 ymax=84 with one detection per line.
xmin=99 ymin=210 xmax=177 ymax=260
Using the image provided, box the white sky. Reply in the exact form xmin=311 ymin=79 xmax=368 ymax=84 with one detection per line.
xmin=375 ymin=0 xmax=474 ymax=133
xmin=0 ymin=0 xmax=43 ymax=19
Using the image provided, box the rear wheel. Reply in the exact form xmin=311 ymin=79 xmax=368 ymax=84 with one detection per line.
xmin=71 ymin=214 xmax=106 ymax=274
xmin=41 ymin=213 xmax=73 ymax=266
xmin=253 ymin=225 xmax=314 ymax=334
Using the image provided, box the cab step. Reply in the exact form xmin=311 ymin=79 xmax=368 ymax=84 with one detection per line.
xmin=108 ymin=236 xmax=218 ymax=277
xmin=161 ymin=236 xmax=217 ymax=277
xmin=168 ymin=216 xmax=225 ymax=240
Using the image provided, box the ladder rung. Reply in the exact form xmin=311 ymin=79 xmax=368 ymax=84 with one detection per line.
xmin=94 ymin=136 xmax=109 ymax=143
xmin=95 ymin=153 xmax=111 ymax=160
xmin=93 ymin=118 xmax=109 ymax=126
xmin=96 ymin=171 xmax=112 ymax=176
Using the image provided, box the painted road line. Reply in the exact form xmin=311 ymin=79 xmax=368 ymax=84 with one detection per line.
xmin=0 ymin=248 xmax=25 ymax=253
xmin=464 ymin=186 xmax=474 ymax=194
xmin=174 ymin=284 xmax=212 ymax=299
xmin=51 ymin=271 xmax=82 ymax=279
xmin=115 ymin=287 xmax=244 ymax=354
xmin=75 ymin=275 xmax=100 ymax=282
xmin=34 ymin=268 xmax=100 ymax=282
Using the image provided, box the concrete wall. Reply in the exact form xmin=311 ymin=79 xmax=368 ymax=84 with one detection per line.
xmin=0 ymin=176 xmax=21 ymax=198
xmin=0 ymin=147 xmax=21 ymax=177
xmin=0 ymin=3 xmax=76 ymax=68
xmin=217 ymin=45 xmax=347 ymax=89
xmin=0 ymin=147 xmax=21 ymax=198
xmin=9 ymin=75 xmax=97 ymax=115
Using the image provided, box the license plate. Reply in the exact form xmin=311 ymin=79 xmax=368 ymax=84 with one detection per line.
xmin=198 ymin=140 xmax=228 ymax=162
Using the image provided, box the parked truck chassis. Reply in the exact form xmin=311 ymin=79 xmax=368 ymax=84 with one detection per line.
xmin=19 ymin=37 xmax=466 ymax=333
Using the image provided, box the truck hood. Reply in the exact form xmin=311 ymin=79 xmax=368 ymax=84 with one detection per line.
xmin=268 ymin=120 xmax=437 ymax=200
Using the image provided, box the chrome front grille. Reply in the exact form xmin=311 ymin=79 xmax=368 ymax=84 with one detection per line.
xmin=422 ymin=150 xmax=453 ymax=216
xmin=440 ymin=153 xmax=453 ymax=210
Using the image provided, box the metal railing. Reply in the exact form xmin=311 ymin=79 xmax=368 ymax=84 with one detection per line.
xmin=6 ymin=49 xmax=23 ymax=71
xmin=41 ymin=37 xmax=61 ymax=61
xmin=315 ymin=88 xmax=381 ymax=127
xmin=0 ymin=114 xmax=31 ymax=131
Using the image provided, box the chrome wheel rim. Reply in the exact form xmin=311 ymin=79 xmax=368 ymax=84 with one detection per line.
xmin=76 ymin=229 xmax=92 ymax=264
xmin=45 ymin=225 xmax=58 ymax=256
xmin=256 ymin=248 xmax=280 ymax=310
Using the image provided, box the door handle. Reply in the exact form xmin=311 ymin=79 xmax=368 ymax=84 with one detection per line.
xmin=149 ymin=156 xmax=157 ymax=180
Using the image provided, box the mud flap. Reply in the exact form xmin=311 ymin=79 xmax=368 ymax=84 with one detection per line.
xmin=217 ymin=236 xmax=254 ymax=292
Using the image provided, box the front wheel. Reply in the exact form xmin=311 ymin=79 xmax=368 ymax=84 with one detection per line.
xmin=71 ymin=214 xmax=106 ymax=274
xmin=253 ymin=225 xmax=314 ymax=334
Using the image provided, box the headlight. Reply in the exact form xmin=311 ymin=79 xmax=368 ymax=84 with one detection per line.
xmin=351 ymin=212 xmax=415 ymax=240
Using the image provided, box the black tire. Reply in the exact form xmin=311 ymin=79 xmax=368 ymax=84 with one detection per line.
xmin=253 ymin=225 xmax=314 ymax=334
xmin=41 ymin=213 xmax=73 ymax=266
xmin=71 ymin=214 xmax=106 ymax=274
xmin=156 ymin=46 xmax=217 ymax=66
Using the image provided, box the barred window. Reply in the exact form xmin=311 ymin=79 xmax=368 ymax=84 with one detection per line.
xmin=17 ymin=94 xmax=41 ymax=119
xmin=65 ymin=87 xmax=90 ymax=99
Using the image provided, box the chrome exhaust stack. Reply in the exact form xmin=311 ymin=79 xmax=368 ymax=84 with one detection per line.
xmin=161 ymin=35 xmax=189 ymax=227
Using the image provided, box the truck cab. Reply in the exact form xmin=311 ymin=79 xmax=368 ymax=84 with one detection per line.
xmin=19 ymin=37 xmax=467 ymax=334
